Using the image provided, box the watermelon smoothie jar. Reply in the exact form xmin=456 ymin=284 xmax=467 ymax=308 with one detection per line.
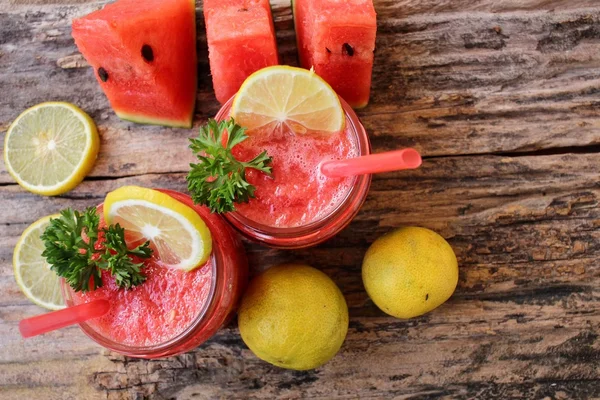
xmin=62 ymin=190 xmax=248 ymax=359
xmin=217 ymin=97 xmax=372 ymax=249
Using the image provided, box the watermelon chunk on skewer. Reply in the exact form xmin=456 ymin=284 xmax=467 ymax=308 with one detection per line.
xmin=293 ymin=0 xmax=377 ymax=109
xmin=72 ymin=0 xmax=197 ymax=128
xmin=203 ymin=0 xmax=279 ymax=104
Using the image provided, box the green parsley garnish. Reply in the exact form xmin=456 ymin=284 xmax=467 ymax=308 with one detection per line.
xmin=41 ymin=207 xmax=152 ymax=292
xmin=186 ymin=118 xmax=272 ymax=213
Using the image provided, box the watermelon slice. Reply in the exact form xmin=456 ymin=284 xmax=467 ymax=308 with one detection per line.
xmin=293 ymin=0 xmax=377 ymax=108
xmin=204 ymin=0 xmax=279 ymax=104
xmin=72 ymin=0 xmax=197 ymax=128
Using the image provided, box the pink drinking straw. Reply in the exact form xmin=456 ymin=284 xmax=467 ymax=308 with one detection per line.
xmin=321 ymin=148 xmax=422 ymax=178
xmin=19 ymin=299 xmax=110 ymax=338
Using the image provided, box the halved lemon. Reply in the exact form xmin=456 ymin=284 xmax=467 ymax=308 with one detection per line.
xmin=230 ymin=66 xmax=345 ymax=134
xmin=14 ymin=214 xmax=65 ymax=310
xmin=3 ymin=102 xmax=100 ymax=196
xmin=104 ymin=186 xmax=212 ymax=271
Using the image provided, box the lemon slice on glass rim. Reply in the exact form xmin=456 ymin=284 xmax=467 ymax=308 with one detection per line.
xmin=104 ymin=186 xmax=212 ymax=271
xmin=230 ymin=66 xmax=345 ymax=134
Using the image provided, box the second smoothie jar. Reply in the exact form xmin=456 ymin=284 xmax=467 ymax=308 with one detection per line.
xmin=216 ymin=96 xmax=372 ymax=249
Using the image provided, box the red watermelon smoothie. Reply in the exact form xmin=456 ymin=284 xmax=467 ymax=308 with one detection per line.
xmin=63 ymin=190 xmax=248 ymax=359
xmin=217 ymin=97 xmax=372 ymax=249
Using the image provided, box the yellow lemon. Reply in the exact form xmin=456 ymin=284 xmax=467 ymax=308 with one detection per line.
xmin=362 ymin=227 xmax=458 ymax=319
xmin=238 ymin=264 xmax=348 ymax=370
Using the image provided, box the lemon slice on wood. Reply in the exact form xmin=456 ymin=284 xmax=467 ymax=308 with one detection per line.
xmin=3 ymin=102 xmax=99 ymax=196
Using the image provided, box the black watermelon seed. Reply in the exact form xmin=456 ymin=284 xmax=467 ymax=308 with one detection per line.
xmin=238 ymin=7 xmax=248 ymax=11
xmin=326 ymin=47 xmax=331 ymax=53
xmin=425 ymin=293 xmax=429 ymax=301
xmin=342 ymin=43 xmax=354 ymax=56
xmin=141 ymin=44 xmax=154 ymax=62
xmin=98 ymin=67 xmax=109 ymax=82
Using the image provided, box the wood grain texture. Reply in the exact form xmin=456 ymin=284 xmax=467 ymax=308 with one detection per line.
xmin=1 ymin=0 xmax=599 ymax=399
xmin=2 ymin=1 xmax=600 ymax=182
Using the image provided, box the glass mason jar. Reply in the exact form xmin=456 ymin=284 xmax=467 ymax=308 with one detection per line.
xmin=62 ymin=190 xmax=248 ymax=359
xmin=216 ymin=96 xmax=372 ymax=249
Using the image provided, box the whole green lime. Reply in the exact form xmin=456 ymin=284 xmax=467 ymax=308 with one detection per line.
xmin=362 ymin=227 xmax=458 ymax=319
xmin=238 ymin=264 xmax=348 ymax=370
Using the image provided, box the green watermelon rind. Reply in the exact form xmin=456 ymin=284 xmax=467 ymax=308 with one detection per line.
xmin=349 ymin=100 xmax=369 ymax=109
xmin=116 ymin=112 xmax=194 ymax=129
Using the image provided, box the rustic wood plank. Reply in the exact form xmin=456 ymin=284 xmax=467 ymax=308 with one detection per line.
xmin=376 ymin=0 xmax=600 ymax=16
xmin=91 ymin=313 xmax=600 ymax=399
xmin=1 ymin=153 xmax=599 ymax=398
xmin=1 ymin=0 xmax=600 ymax=399
xmin=1 ymin=1 xmax=600 ymax=184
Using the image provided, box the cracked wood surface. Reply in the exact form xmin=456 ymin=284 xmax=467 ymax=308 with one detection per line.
xmin=1 ymin=0 xmax=599 ymax=399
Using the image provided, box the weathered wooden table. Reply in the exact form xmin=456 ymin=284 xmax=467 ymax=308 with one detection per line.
xmin=1 ymin=0 xmax=600 ymax=399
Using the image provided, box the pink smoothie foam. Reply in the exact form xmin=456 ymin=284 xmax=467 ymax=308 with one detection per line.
xmin=232 ymin=123 xmax=358 ymax=228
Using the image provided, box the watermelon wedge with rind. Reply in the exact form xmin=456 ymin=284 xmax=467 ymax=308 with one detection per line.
xmin=72 ymin=0 xmax=197 ymax=128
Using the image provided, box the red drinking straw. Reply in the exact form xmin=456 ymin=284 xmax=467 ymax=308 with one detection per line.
xmin=19 ymin=299 xmax=110 ymax=338
xmin=320 ymin=148 xmax=422 ymax=178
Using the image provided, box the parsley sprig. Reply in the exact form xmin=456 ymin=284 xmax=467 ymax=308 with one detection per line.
xmin=41 ymin=208 xmax=152 ymax=292
xmin=187 ymin=118 xmax=272 ymax=213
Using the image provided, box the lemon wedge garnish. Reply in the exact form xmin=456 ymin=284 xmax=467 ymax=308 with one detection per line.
xmin=104 ymin=186 xmax=212 ymax=271
xmin=13 ymin=214 xmax=65 ymax=310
